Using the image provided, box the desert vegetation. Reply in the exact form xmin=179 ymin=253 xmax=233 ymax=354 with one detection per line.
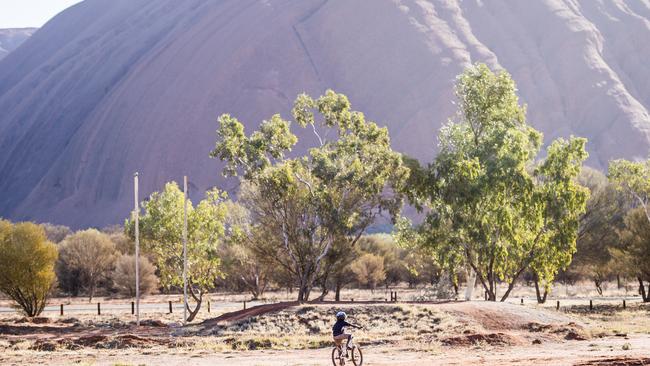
xmin=1 ymin=64 xmax=650 ymax=322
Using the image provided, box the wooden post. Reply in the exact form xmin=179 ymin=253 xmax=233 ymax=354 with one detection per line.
xmin=207 ymin=301 xmax=210 ymax=313
xmin=131 ymin=301 xmax=135 ymax=315
xmin=60 ymin=304 xmax=64 ymax=316
xmin=169 ymin=300 xmax=173 ymax=314
xmin=521 ymin=298 xmax=524 ymax=305
xmin=589 ymin=299 xmax=593 ymax=310
xmin=623 ymin=299 xmax=626 ymax=309
xmin=243 ymin=301 xmax=246 ymax=310
xmin=556 ymin=300 xmax=560 ymax=310
xmin=97 ymin=302 xmax=101 ymax=316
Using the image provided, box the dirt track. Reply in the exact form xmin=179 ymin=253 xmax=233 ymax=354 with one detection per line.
xmin=2 ymin=335 xmax=649 ymax=365
xmin=2 ymin=300 xmax=649 ymax=365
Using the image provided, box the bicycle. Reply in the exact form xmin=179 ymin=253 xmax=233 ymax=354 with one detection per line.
xmin=331 ymin=335 xmax=363 ymax=366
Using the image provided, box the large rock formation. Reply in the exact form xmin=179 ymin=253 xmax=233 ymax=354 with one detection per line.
xmin=0 ymin=0 xmax=648 ymax=228
xmin=0 ymin=28 xmax=36 ymax=61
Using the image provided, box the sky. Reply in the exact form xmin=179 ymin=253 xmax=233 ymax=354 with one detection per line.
xmin=0 ymin=0 xmax=82 ymax=28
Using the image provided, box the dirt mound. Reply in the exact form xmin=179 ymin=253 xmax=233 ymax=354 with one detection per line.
xmin=525 ymin=322 xmax=590 ymax=341
xmin=442 ymin=332 xmax=521 ymax=347
xmin=575 ymin=357 xmax=650 ymax=366
xmin=30 ymin=333 xmax=186 ymax=351
xmin=201 ymin=301 xmax=299 ymax=328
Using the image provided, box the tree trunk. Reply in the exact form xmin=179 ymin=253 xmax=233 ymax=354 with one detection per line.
xmin=533 ymin=278 xmax=548 ymax=304
xmin=639 ymin=277 xmax=649 ymax=303
xmin=335 ymin=281 xmax=342 ymax=302
xmin=88 ymin=283 xmax=95 ymax=303
xmin=316 ymin=284 xmax=329 ymax=301
xmin=186 ymin=287 xmax=203 ymax=322
xmin=594 ymin=278 xmax=603 ymax=296
xmin=464 ymin=269 xmax=476 ymax=301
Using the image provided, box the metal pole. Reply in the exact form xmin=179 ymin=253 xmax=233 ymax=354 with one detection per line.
xmin=183 ymin=175 xmax=188 ymax=325
xmin=134 ymin=172 xmax=140 ymax=326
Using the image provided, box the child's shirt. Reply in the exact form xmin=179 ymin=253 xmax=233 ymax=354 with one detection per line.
xmin=332 ymin=319 xmax=352 ymax=336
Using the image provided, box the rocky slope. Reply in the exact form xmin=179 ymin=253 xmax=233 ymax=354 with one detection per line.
xmin=0 ymin=28 xmax=36 ymax=61
xmin=0 ymin=0 xmax=648 ymax=228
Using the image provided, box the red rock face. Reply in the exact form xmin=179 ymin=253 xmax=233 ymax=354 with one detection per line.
xmin=0 ymin=0 xmax=648 ymax=228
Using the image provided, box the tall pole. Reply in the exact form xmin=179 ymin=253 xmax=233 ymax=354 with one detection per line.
xmin=134 ymin=172 xmax=140 ymax=326
xmin=183 ymin=175 xmax=188 ymax=325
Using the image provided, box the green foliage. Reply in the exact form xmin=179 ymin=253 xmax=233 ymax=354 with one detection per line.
xmin=211 ymin=90 xmax=408 ymax=302
xmin=401 ymin=63 xmax=588 ymax=301
xmin=126 ymin=181 xmax=228 ymax=321
xmin=56 ymin=229 xmax=118 ymax=301
xmin=219 ymin=200 xmax=274 ymax=300
xmin=609 ymin=159 xmax=650 ymax=221
xmin=570 ymin=168 xmax=629 ymax=294
xmin=617 ymin=207 xmax=650 ymax=301
xmin=0 ymin=221 xmax=57 ymax=317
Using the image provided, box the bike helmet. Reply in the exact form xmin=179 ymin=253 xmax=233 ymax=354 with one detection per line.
xmin=336 ymin=311 xmax=347 ymax=320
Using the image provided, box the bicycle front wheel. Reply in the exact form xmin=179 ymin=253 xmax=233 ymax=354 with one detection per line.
xmin=332 ymin=346 xmax=345 ymax=366
xmin=351 ymin=346 xmax=363 ymax=366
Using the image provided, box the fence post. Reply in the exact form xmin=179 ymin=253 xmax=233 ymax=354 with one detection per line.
xmin=623 ymin=299 xmax=626 ymax=309
xmin=589 ymin=299 xmax=593 ymax=310
xmin=131 ymin=301 xmax=135 ymax=315
xmin=60 ymin=304 xmax=64 ymax=316
xmin=556 ymin=300 xmax=560 ymax=310
xmin=207 ymin=300 xmax=210 ymax=313
xmin=169 ymin=300 xmax=173 ymax=314
xmin=521 ymin=298 xmax=524 ymax=305
xmin=243 ymin=301 xmax=246 ymax=310
xmin=97 ymin=302 xmax=101 ymax=316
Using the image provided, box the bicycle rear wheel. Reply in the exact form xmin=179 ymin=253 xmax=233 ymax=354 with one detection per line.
xmin=332 ymin=346 xmax=345 ymax=366
xmin=351 ymin=346 xmax=363 ymax=366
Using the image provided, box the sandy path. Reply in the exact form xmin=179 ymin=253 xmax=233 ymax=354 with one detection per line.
xmin=2 ymin=335 xmax=648 ymax=366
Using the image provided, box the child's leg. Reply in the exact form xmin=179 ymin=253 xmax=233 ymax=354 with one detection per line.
xmin=346 ymin=334 xmax=352 ymax=349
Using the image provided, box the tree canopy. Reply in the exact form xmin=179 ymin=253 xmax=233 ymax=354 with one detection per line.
xmin=211 ymin=90 xmax=409 ymax=301
xmin=0 ymin=221 xmax=58 ymax=317
xmin=400 ymin=63 xmax=589 ymax=302
xmin=126 ymin=182 xmax=228 ymax=321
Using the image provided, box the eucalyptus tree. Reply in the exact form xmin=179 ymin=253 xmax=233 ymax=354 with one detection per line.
xmin=401 ymin=63 xmax=588 ymax=302
xmin=126 ymin=182 xmax=227 ymax=321
xmin=571 ymin=168 xmax=630 ymax=294
xmin=616 ymin=207 xmax=650 ymax=302
xmin=609 ymin=159 xmax=650 ymax=222
xmin=211 ymin=90 xmax=409 ymax=302
xmin=609 ymin=159 xmax=650 ymax=301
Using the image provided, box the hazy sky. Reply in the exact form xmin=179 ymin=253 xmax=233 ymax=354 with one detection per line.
xmin=0 ymin=0 xmax=82 ymax=28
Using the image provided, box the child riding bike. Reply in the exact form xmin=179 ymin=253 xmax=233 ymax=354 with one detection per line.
xmin=332 ymin=311 xmax=361 ymax=357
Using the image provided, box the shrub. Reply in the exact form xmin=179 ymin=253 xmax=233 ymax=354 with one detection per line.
xmin=56 ymin=229 xmax=117 ymax=301
xmin=41 ymin=223 xmax=71 ymax=243
xmin=351 ymin=253 xmax=386 ymax=292
xmin=0 ymin=221 xmax=58 ymax=317
xmin=112 ymin=254 xmax=158 ymax=297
